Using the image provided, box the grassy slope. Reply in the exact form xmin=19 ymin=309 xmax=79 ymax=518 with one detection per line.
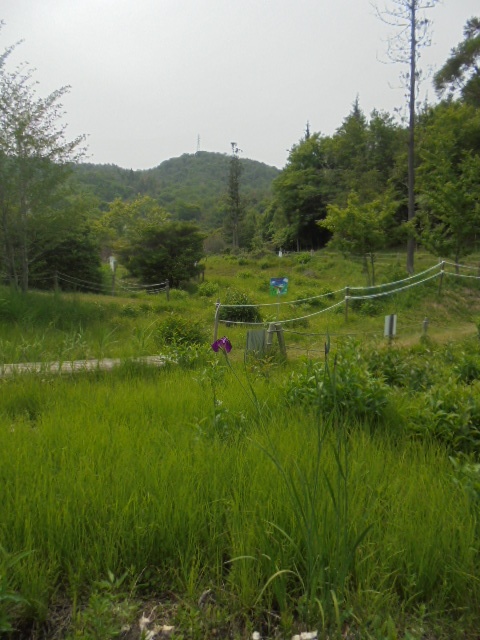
xmin=1 ymin=250 xmax=480 ymax=639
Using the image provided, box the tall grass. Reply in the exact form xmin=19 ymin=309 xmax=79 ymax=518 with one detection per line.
xmin=1 ymin=364 xmax=478 ymax=634
xmin=2 ymin=252 xmax=480 ymax=636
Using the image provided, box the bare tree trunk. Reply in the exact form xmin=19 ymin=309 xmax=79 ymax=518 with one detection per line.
xmin=406 ymin=0 xmax=417 ymax=275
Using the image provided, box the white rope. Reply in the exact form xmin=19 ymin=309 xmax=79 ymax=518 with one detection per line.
xmin=444 ymin=261 xmax=480 ymax=272
xmin=57 ymin=272 xmax=104 ymax=287
xmin=117 ymin=280 xmax=167 ymax=290
xmin=348 ymin=262 xmax=442 ymax=292
xmin=57 ymin=274 xmax=106 ymax=293
xmin=219 ymin=299 xmax=345 ymax=326
xmin=444 ymin=271 xmax=480 ymax=280
xmin=349 ymin=271 xmax=440 ymax=300
xmin=219 ymin=286 xmax=345 ymax=308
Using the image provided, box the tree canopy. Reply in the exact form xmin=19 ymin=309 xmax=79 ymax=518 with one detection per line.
xmin=0 ymin=32 xmax=86 ymax=291
xmin=434 ymin=17 xmax=480 ymax=107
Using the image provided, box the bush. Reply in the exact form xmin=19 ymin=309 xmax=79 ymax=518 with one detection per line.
xmin=154 ymin=313 xmax=206 ymax=347
xmin=219 ymin=288 xmax=262 ymax=323
xmin=285 ymin=342 xmax=389 ymax=421
xmin=169 ymin=289 xmax=189 ymax=301
xmin=198 ymin=281 xmax=219 ymax=298
xmin=295 ymin=252 xmax=313 ymax=265
xmin=407 ymin=380 xmax=480 ymax=455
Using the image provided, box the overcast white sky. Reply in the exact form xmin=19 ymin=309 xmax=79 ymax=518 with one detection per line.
xmin=2 ymin=1 xmax=478 ymax=170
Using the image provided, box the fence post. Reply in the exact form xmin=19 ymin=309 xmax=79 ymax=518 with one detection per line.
xmin=213 ymin=299 xmax=221 ymax=342
xmin=345 ymin=287 xmax=350 ymax=322
xmin=266 ymin=323 xmax=275 ymax=351
xmin=111 ymin=261 xmax=116 ymax=296
xmin=422 ymin=317 xmax=429 ymax=337
xmin=437 ymin=261 xmax=445 ymax=295
xmin=274 ymin=323 xmax=287 ymax=360
xmin=166 ymin=279 xmax=170 ymax=301
xmin=53 ymin=270 xmax=59 ymax=292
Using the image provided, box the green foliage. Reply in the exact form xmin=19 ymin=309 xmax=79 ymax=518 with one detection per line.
xmin=154 ymin=312 xmax=206 ymax=347
xmin=286 ymin=343 xmax=389 ymax=421
xmin=119 ymin=221 xmax=205 ymax=287
xmin=168 ymin=288 xmax=189 ymax=300
xmin=72 ymin=152 xmax=279 ymax=232
xmin=218 ymin=287 xmax=262 ymax=323
xmin=0 ymin=36 xmax=86 ymax=292
xmin=95 ymin=195 xmax=171 ymax=247
xmin=450 ymin=456 xmax=480 ymax=505
xmin=295 ymin=252 xmax=313 ymax=265
xmin=409 ymin=380 xmax=480 ymax=455
xmin=198 ymin=281 xmax=219 ymax=297
xmin=271 ymin=133 xmax=330 ymax=250
xmin=0 ymin=546 xmax=31 ymax=633
xmin=320 ymin=192 xmax=396 ymax=285
xmin=434 ymin=17 xmax=480 ymax=106
xmin=416 ymin=102 xmax=480 ymax=263
xmin=70 ymin=571 xmax=135 ymax=639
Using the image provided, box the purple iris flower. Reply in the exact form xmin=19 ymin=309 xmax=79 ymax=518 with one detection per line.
xmin=211 ymin=336 xmax=232 ymax=353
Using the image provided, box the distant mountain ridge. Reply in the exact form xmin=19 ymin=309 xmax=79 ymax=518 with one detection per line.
xmin=72 ymin=151 xmax=280 ymax=227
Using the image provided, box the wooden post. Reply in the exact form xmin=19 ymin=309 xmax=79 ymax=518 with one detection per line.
xmin=345 ymin=287 xmax=350 ymax=322
xmin=266 ymin=323 xmax=275 ymax=351
xmin=213 ymin=299 xmax=221 ymax=342
xmin=274 ymin=323 xmax=287 ymax=360
xmin=438 ymin=261 xmax=445 ymax=295
xmin=53 ymin=270 xmax=59 ymax=292
xmin=166 ymin=279 xmax=170 ymax=301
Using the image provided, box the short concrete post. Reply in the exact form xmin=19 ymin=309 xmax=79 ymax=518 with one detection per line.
xmin=422 ymin=317 xmax=429 ymax=336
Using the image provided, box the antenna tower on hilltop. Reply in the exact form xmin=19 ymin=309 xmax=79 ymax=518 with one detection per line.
xmin=196 ymin=134 xmax=201 ymax=155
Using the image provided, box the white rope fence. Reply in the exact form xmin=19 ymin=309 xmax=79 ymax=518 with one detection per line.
xmin=212 ymin=259 xmax=480 ymax=341
xmin=348 ymin=271 xmax=441 ymax=300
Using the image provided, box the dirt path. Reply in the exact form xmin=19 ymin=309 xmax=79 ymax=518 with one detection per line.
xmin=0 ymin=355 xmax=165 ymax=378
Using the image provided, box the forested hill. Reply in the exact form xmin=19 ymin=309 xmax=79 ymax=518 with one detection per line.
xmin=72 ymin=151 xmax=280 ymax=226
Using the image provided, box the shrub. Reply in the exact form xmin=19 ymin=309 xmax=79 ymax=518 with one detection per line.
xmin=295 ymin=252 xmax=313 ymax=265
xmin=169 ymin=288 xmax=189 ymax=301
xmin=453 ymin=351 xmax=480 ymax=384
xmin=198 ymin=281 xmax=219 ymax=298
xmin=218 ymin=288 xmax=262 ymax=324
xmin=154 ymin=312 xmax=206 ymax=347
xmin=408 ymin=380 xmax=480 ymax=455
xmin=120 ymin=304 xmax=140 ymax=318
xmin=285 ymin=342 xmax=389 ymax=420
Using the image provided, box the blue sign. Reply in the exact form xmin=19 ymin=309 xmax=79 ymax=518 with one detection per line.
xmin=270 ymin=277 xmax=288 ymax=296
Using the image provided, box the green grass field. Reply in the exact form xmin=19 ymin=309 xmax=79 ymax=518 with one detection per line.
xmin=1 ymin=250 xmax=480 ymax=639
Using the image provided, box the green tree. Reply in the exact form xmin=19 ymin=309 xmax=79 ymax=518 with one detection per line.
xmin=0 ymin=33 xmax=86 ymax=291
xmin=434 ymin=17 xmax=480 ymax=107
xmin=416 ymin=102 xmax=480 ymax=264
xmin=319 ymin=192 xmax=396 ymax=285
xmin=272 ymin=133 xmax=330 ymax=251
xmin=119 ymin=221 xmax=204 ymax=287
xmin=94 ymin=195 xmax=170 ymax=252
